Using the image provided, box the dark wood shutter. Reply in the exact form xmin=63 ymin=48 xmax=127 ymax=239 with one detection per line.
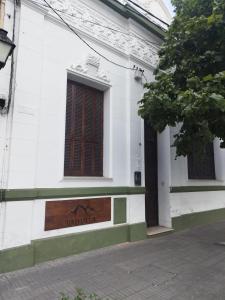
xmin=64 ymin=81 xmax=103 ymax=176
xmin=188 ymin=143 xmax=215 ymax=180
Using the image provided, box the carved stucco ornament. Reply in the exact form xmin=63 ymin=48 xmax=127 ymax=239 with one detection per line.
xmin=70 ymin=54 xmax=110 ymax=84
xmin=71 ymin=64 xmax=88 ymax=74
xmin=38 ymin=0 xmax=159 ymax=68
xmin=49 ymin=0 xmax=70 ymax=12
xmin=86 ymin=55 xmax=100 ymax=69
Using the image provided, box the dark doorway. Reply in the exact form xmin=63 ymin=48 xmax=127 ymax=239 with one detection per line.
xmin=144 ymin=121 xmax=159 ymax=227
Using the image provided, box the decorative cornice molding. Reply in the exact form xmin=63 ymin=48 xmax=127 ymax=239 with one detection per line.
xmin=30 ymin=0 xmax=160 ymax=68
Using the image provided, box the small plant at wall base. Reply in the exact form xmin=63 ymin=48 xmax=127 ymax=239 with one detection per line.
xmin=60 ymin=289 xmax=109 ymax=300
xmin=139 ymin=0 xmax=225 ymax=157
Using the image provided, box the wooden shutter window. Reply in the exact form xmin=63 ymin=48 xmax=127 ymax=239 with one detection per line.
xmin=64 ymin=80 xmax=103 ymax=176
xmin=188 ymin=143 xmax=215 ymax=180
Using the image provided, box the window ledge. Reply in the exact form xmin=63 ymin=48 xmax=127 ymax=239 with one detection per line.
xmin=187 ymin=179 xmax=224 ymax=185
xmin=171 ymin=185 xmax=225 ymax=193
xmin=62 ymin=176 xmax=113 ymax=182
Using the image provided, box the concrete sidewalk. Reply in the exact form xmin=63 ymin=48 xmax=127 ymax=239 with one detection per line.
xmin=1 ymin=221 xmax=225 ymax=300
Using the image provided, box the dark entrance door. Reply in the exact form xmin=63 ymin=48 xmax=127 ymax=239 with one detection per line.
xmin=144 ymin=121 xmax=159 ymax=227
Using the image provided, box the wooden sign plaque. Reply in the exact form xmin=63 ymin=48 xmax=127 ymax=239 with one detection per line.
xmin=45 ymin=197 xmax=111 ymax=231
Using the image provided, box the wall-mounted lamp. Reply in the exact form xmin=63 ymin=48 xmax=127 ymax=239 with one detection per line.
xmin=0 ymin=28 xmax=15 ymax=70
xmin=133 ymin=65 xmax=145 ymax=82
xmin=0 ymin=94 xmax=7 ymax=111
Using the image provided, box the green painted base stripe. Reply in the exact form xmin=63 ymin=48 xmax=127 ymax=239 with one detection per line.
xmin=34 ymin=225 xmax=129 ymax=264
xmin=171 ymin=186 xmax=225 ymax=193
xmin=129 ymin=223 xmax=147 ymax=242
xmin=0 ymin=245 xmax=34 ymax=274
xmin=172 ymin=208 xmax=225 ymax=231
xmin=0 ymin=187 xmax=145 ymax=202
xmin=0 ymin=223 xmax=146 ymax=273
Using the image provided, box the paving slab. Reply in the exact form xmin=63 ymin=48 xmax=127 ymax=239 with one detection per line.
xmin=1 ymin=221 xmax=225 ymax=300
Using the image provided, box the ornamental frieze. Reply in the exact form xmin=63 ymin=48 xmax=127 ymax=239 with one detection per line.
xmin=32 ymin=0 xmax=160 ymax=67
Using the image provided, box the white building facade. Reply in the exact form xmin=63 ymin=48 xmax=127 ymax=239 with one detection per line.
xmin=0 ymin=0 xmax=225 ymax=273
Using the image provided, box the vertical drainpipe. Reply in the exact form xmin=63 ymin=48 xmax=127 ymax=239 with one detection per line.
xmin=7 ymin=0 xmax=21 ymax=113
xmin=0 ymin=0 xmax=7 ymax=251
xmin=0 ymin=0 xmax=6 ymax=28
xmin=0 ymin=0 xmax=21 ymax=250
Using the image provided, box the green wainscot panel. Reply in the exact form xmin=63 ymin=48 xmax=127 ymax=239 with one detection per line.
xmin=129 ymin=223 xmax=147 ymax=242
xmin=172 ymin=208 xmax=225 ymax=231
xmin=33 ymin=225 xmax=129 ymax=264
xmin=0 ymin=223 xmax=147 ymax=273
xmin=0 ymin=245 xmax=34 ymax=273
xmin=114 ymin=197 xmax=127 ymax=224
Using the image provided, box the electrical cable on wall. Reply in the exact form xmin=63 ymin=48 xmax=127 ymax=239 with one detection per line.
xmin=6 ymin=0 xmax=17 ymax=112
xmin=0 ymin=0 xmax=19 ymax=252
xmin=128 ymin=0 xmax=169 ymax=27
xmin=142 ymin=72 xmax=148 ymax=83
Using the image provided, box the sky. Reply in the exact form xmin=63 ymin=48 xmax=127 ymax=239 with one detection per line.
xmin=163 ymin=0 xmax=174 ymax=14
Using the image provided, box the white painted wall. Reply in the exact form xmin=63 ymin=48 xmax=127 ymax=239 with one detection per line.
xmin=124 ymin=0 xmax=172 ymax=25
xmin=170 ymin=126 xmax=225 ymax=187
xmin=0 ymin=0 xmax=15 ymax=192
xmin=0 ymin=200 xmax=33 ymax=249
xmin=6 ymin=0 xmax=160 ymax=190
xmin=144 ymin=0 xmax=172 ymax=24
xmin=0 ymin=0 xmax=155 ymax=250
xmin=0 ymin=194 xmax=145 ymax=250
xmin=170 ymin=191 xmax=225 ymax=218
xmin=169 ymin=126 xmax=225 ymax=220
xmin=1 ymin=0 xmax=225 ymax=252
xmin=127 ymin=194 xmax=145 ymax=224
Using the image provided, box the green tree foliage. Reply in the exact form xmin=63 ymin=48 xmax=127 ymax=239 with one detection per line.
xmin=139 ymin=0 xmax=225 ymax=156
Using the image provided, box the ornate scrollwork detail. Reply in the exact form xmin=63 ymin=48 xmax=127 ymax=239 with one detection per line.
xmin=70 ymin=64 xmax=87 ymax=74
xmin=96 ymin=71 xmax=110 ymax=83
xmin=86 ymin=55 xmax=100 ymax=69
xmin=70 ymin=54 xmax=110 ymax=84
xmin=37 ymin=0 xmax=159 ymax=67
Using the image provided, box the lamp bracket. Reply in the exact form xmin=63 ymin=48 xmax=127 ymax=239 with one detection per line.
xmin=0 ymin=94 xmax=7 ymax=113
